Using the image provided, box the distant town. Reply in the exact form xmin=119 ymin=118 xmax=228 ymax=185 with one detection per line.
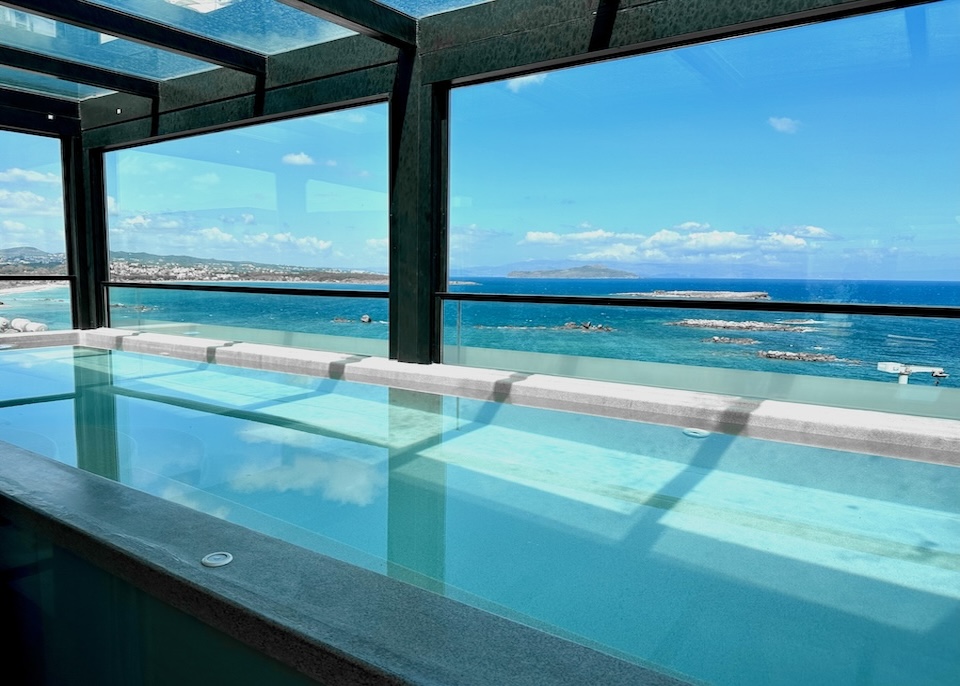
xmin=0 ymin=246 xmax=389 ymax=285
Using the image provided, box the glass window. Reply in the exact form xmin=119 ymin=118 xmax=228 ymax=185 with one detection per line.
xmin=85 ymin=0 xmax=353 ymax=55
xmin=0 ymin=130 xmax=70 ymax=331
xmin=447 ymin=1 xmax=960 ymax=399
xmin=104 ymin=103 xmax=389 ymax=353
xmin=381 ymin=1 xmax=491 ymax=17
xmin=0 ymin=129 xmax=65 ymax=270
xmin=450 ymin=1 xmax=960 ymax=291
xmin=0 ymin=5 xmax=215 ymax=80
xmin=0 ymin=65 xmax=113 ymax=100
xmin=106 ymin=103 xmax=389 ymax=282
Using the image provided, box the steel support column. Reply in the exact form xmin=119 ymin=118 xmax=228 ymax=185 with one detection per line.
xmin=62 ymin=136 xmax=108 ymax=329
xmin=389 ymin=49 xmax=447 ymax=363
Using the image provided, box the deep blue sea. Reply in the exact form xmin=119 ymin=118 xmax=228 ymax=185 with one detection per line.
xmin=4 ymin=278 xmax=958 ymax=387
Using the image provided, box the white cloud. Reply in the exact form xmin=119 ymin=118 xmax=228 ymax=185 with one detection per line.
xmin=282 ymin=152 xmax=315 ymax=166
xmin=570 ymin=229 xmax=614 ymax=241
xmin=507 ymin=73 xmax=548 ymax=93
xmin=642 ymin=229 xmax=682 ymax=248
xmin=760 ymin=232 xmax=807 ymax=250
xmin=682 ymin=230 xmax=752 ymax=252
xmin=521 ymin=229 xmax=616 ymax=245
xmin=244 ymin=232 xmax=332 ymax=254
xmin=768 ymin=116 xmax=801 ymax=134
xmin=792 ymin=225 xmax=832 ymax=239
xmin=198 ymin=227 xmax=236 ymax=244
xmin=675 ymin=221 xmax=710 ymax=231
xmin=572 ymin=243 xmax=638 ymax=261
xmin=241 ymin=213 xmax=255 ymax=225
xmin=521 ymin=231 xmax=563 ymax=245
xmin=2 ymin=220 xmax=27 ymax=231
xmin=229 ymin=455 xmax=385 ymax=507
xmin=0 ymin=189 xmax=59 ymax=215
xmin=106 ymin=195 xmax=119 ymax=215
xmin=118 ymin=215 xmax=151 ymax=229
xmin=243 ymin=232 xmax=270 ymax=247
xmin=365 ymin=238 xmax=388 ymax=250
xmin=155 ymin=218 xmax=183 ymax=229
xmin=295 ymin=236 xmax=333 ymax=253
xmin=0 ymin=168 xmax=59 ymax=184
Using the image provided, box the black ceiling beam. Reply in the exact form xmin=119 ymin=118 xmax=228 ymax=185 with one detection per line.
xmin=0 ymin=44 xmax=158 ymax=98
xmin=0 ymin=0 xmax=265 ymax=75
xmin=0 ymin=86 xmax=80 ymax=118
xmin=0 ymin=103 xmax=79 ymax=135
xmin=279 ymin=0 xmax=417 ymax=49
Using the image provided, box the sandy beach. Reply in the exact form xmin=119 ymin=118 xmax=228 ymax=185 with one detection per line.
xmin=0 ymin=282 xmax=66 ymax=298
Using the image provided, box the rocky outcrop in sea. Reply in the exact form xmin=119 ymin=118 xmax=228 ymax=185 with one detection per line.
xmin=668 ymin=319 xmax=815 ymax=332
xmin=758 ymin=350 xmax=859 ymax=363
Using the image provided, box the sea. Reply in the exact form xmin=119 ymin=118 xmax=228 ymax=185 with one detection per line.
xmin=3 ymin=278 xmax=958 ymax=388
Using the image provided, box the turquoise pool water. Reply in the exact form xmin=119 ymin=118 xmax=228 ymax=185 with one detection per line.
xmin=1 ymin=346 xmax=958 ymax=685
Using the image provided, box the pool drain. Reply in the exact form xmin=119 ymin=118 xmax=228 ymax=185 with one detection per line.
xmin=201 ymin=552 xmax=233 ymax=568
xmin=682 ymin=428 xmax=711 ymax=439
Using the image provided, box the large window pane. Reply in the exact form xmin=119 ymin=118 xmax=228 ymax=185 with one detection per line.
xmin=447 ymin=1 xmax=960 ymax=398
xmin=0 ymin=130 xmax=66 ymax=275
xmin=105 ymin=104 xmax=389 ymax=354
xmin=86 ymin=0 xmax=353 ymax=55
xmin=106 ymin=104 xmax=389 ymax=282
xmin=0 ymin=6 xmax=214 ymax=80
xmin=0 ymin=130 xmax=70 ymax=334
xmin=450 ymin=1 xmax=960 ymax=291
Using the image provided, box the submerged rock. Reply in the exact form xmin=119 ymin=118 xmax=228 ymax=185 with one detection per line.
xmin=704 ymin=336 xmax=759 ymax=345
xmin=759 ymin=350 xmax=840 ymax=362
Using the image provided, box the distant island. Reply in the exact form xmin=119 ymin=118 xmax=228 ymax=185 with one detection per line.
xmin=616 ymin=290 xmax=770 ymax=300
xmin=508 ymin=264 xmax=638 ymax=279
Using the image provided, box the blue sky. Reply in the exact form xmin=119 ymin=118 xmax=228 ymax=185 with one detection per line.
xmin=1 ymin=0 xmax=958 ymax=280
xmin=450 ymin=0 xmax=960 ymax=279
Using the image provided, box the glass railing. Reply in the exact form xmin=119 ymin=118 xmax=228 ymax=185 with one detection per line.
xmin=108 ymin=285 xmax=388 ymax=357
xmin=0 ymin=279 xmax=73 ymax=333
xmin=442 ymin=297 xmax=960 ymax=420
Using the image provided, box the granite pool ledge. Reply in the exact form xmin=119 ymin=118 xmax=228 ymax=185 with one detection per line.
xmin=4 ymin=328 xmax=957 ymax=466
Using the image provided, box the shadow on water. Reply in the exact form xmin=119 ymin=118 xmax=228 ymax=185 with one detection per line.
xmin=387 ymin=371 xmax=532 ymax=467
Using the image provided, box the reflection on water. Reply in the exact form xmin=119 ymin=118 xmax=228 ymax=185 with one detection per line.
xmin=0 ymin=345 xmax=958 ymax=686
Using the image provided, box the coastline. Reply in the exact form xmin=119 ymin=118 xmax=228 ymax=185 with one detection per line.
xmin=0 ymin=282 xmax=66 ymax=297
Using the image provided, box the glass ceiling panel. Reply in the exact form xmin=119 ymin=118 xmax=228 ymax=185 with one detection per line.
xmin=86 ymin=0 xmax=353 ymax=55
xmin=0 ymin=5 xmax=215 ymax=80
xmin=0 ymin=64 xmax=113 ymax=100
xmin=381 ymin=0 xmax=492 ymax=18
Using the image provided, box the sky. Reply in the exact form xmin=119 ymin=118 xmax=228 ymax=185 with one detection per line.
xmin=1 ymin=0 xmax=958 ymax=280
xmin=449 ymin=0 xmax=960 ymax=280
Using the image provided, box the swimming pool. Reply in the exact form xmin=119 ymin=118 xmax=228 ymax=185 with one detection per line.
xmin=1 ymin=343 xmax=958 ymax=685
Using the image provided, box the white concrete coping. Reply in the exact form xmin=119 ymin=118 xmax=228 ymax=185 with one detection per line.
xmin=3 ymin=328 xmax=958 ymax=467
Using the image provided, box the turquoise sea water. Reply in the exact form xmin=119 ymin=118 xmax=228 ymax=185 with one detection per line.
xmin=3 ymin=278 xmax=958 ymax=386
xmin=1 ymin=346 xmax=958 ymax=686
